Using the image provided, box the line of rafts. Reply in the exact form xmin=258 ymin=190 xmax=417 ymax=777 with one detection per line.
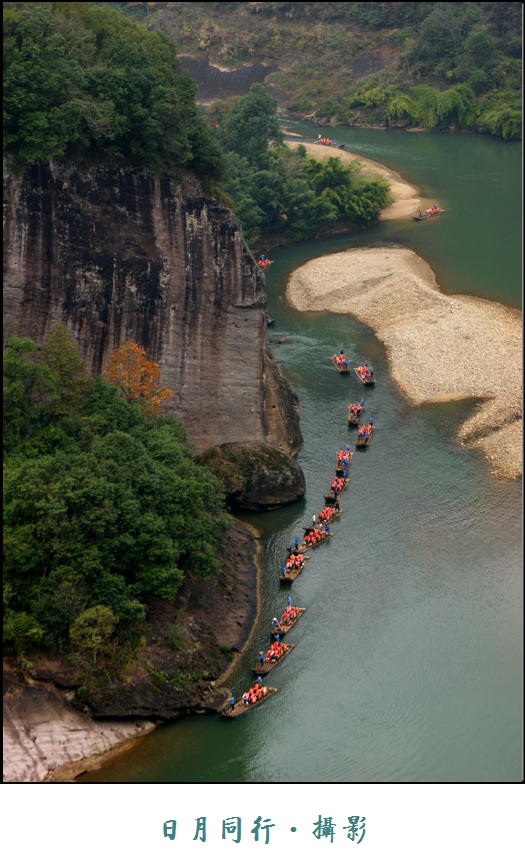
xmin=222 ymin=461 xmax=351 ymax=716
xmin=223 ymin=604 xmax=305 ymax=717
xmin=223 ymin=349 xmax=378 ymax=716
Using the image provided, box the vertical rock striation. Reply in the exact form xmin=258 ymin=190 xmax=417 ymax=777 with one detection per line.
xmin=3 ymin=158 xmax=301 ymax=453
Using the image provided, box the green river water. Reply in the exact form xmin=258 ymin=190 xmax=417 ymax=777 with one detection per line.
xmin=80 ymin=125 xmax=522 ymax=783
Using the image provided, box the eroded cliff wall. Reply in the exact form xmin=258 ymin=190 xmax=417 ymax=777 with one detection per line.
xmin=3 ymin=158 xmax=301 ymax=453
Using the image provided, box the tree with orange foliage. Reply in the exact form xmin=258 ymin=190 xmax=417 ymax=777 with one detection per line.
xmin=102 ymin=342 xmax=173 ymax=414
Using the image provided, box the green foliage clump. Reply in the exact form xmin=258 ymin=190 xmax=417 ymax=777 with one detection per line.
xmin=69 ymin=605 xmax=119 ymax=665
xmin=3 ymin=1 xmax=225 ymax=178
xmin=205 ymin=85 xmax=390 ymax=245
xmin=217 ymin=83 xmax=284 ymax=166
xmin=3 ymin=327 xmax=233 ymax=652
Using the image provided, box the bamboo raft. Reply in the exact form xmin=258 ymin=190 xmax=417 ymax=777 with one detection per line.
xmin=222 ymin=687 xmax=277 ymax=718
xmin=332 ymin=356 xmax=350 ymax=374
xmin=296 ymin=530 xmax=333 ymax=554
xmin=303 ymin=507 xmax=341 ymax=532
xmin=252 ymin=644 xmax=295 ymax=676
xmin=348 ymin=406 xmax=364 ymax=425
xmin=318 ymin=140 xmax=346 ymax=149
xmin=324 ymin=477 xmax=348 ymax=503
xmin=336 ymin=452 xmax=353 ymax=474
xmin=270 ymin=607 xmax=305 ymax=638
xmin=257 ymin=260 xmax=274 ymax=268
xmin=279 ymin=556 xmax=309 ymax=583
xmin=412 ymin=209 xmax=445 ymax=221
xmin=354 ymin=367 xmax=375 ymax=385
xmin=356 ymin=427 xmax=374 ymax=447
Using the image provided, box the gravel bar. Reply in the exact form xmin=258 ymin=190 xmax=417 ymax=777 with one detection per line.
xmin=287 ymin=247 xmax=522 ymax=480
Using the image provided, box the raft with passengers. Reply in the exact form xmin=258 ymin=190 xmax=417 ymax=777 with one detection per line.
xmin=336 ymin=447 xmax=353 ymax=474
xmin=348 ymin=399 xmax=365 ymax=425
xmin=222 ymin=684 xmax=277 ymax=718
xmin=354 ymin=362 xmax=374 ymax=385
xmin=356 ymin=419 xmax=374 ymax=448
xmin=325 ymin=474 xmax=348 ymax=503
xmin=303 ymin=503 xmax=341 ymax=532
xmin=252 ymin=640 xmax=295 ymax=676
xmin=279 ymin=552 xmax=309 ymax=583
xmin=333 ymin=350 xmax=350 ymax=373
xmin=257 ymin=255 xmax=274 ymax=269
xmin=296 ymin=524 xmax=333 ymax=554
xmin=317 ymin=135 xmax=345 ymax=149
xmin=270 ymin=605 xmax=305 ymax=638
xmin=413 ymin=204 xmax=445 ymax=221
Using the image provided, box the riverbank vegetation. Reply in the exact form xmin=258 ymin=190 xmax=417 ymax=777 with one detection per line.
xmin=121 ymin=1 xmax=522 ymax=140
xmin=3 ymin=326 xmax=232 ymax=666
xmin=206 ymin=84 xmax=391 ymax=245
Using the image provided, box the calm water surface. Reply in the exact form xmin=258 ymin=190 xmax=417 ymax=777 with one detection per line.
xmin=81 ymin=126 xmax=522 ymax=783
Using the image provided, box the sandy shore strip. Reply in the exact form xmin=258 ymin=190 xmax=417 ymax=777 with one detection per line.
xmin=286 ymin=140 xmax=423 ymax=219
xmin=286 ymin=247 xmax=522 ymax=479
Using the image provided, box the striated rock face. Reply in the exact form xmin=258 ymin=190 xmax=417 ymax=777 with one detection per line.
xmin=3 ymin=657 xmax=157 ymax=783
xmin=199 ymin=442 xmax=306 ymax=511
xmin=3 ymin=158 xmax=302 ymax=454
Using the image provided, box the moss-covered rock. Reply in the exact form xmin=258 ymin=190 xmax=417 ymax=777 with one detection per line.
xmin=199 ymin=442 xmax=306 ymax=511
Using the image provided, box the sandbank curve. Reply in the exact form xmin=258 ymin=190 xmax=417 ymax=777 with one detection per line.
xmin=286 ymin=247 xmax=522 ymax=479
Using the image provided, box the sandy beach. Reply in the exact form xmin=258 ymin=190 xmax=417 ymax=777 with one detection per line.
xmin=287 ymin=140 xmax=423 ymax=219
xmin=287 ymin=247 xmax=522 ymax=479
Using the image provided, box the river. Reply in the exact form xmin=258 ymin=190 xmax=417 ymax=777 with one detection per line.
xmin=79 ymin=125 xmax=522 ymax=783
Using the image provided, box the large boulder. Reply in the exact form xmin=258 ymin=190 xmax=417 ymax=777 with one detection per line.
xmin=199 ymin=442 xmax=306 ymax=511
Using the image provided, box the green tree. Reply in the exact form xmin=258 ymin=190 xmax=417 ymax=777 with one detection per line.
xmin=69 ymin=605 xmax=119 ymax=665
xmin=218 ymin=83 xmax=284 ymax=165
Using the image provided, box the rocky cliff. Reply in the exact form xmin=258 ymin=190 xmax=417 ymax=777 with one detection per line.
xmin=3 ymin=158 xmax=302 ymax=454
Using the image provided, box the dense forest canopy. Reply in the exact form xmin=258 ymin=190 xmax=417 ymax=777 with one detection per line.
xmin=3 ymin=1 xmax=225 ymax=176
xmin=115 ymin=1 xmax=522 ymax=139
xmin=3 ymin=326 xmax=232 ymax=658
